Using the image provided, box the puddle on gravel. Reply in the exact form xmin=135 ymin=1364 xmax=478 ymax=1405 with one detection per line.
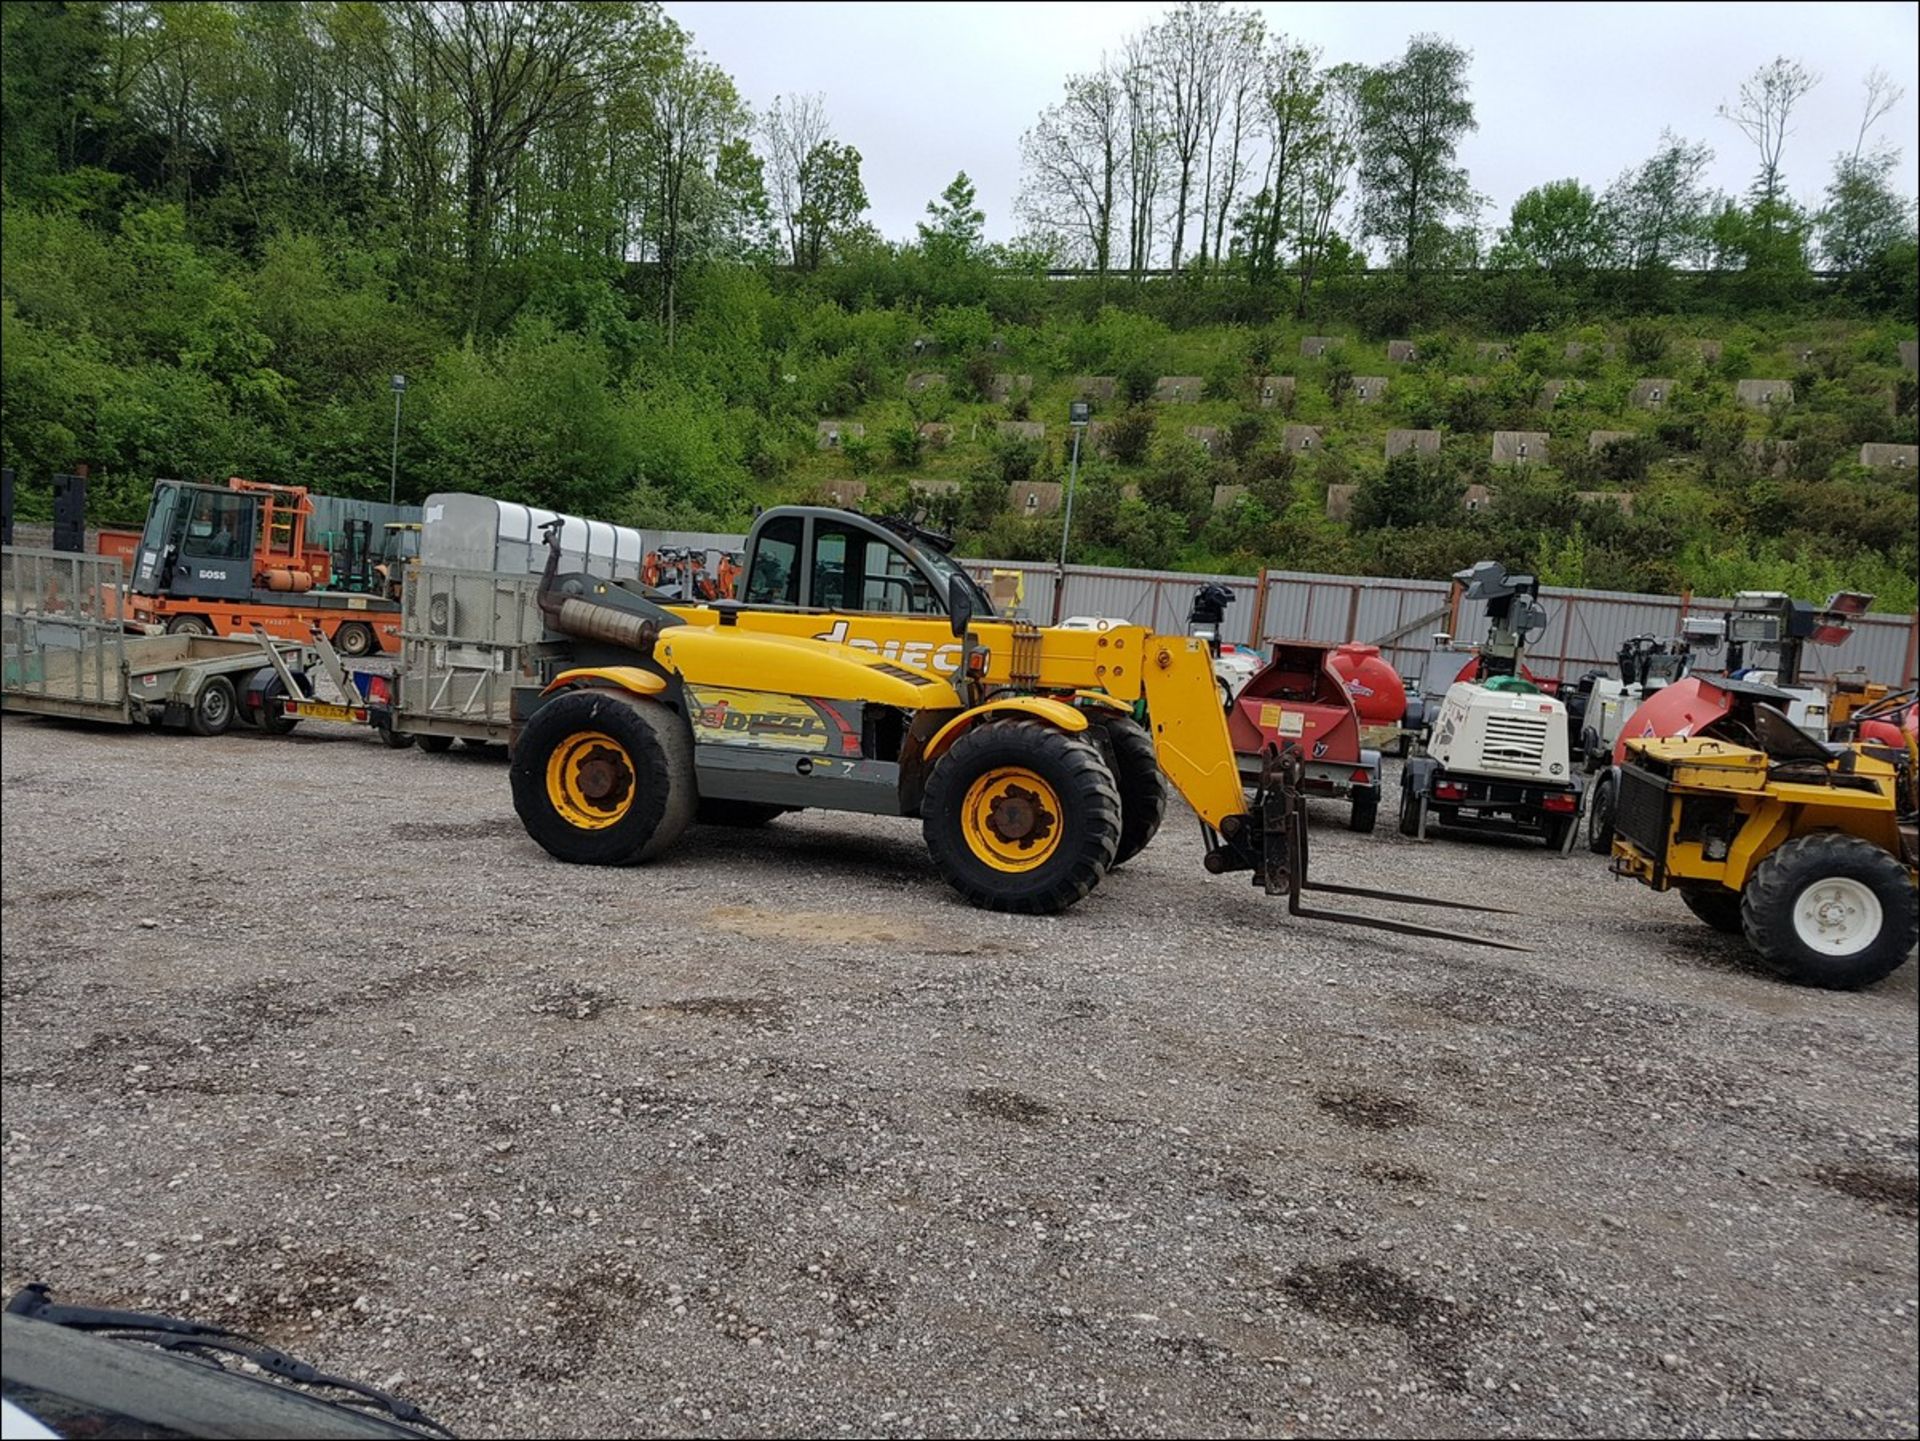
xmin=1812 ymin=1166 xmax=1919 ymax=1219
xmin=706 ymin=905 xmax=926 ymax=947
xmin=964 ymin=1086 xmax=1052 ymax=1124
xmin=1317 ymin=1087 xmax=1423 ymax=1131
xmin=1281 ymin=1257 xmax=1470 ymax=1388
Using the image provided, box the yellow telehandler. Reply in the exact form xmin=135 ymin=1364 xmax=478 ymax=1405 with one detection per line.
xmin=506 ymin=507 xmax=1510 ymax=942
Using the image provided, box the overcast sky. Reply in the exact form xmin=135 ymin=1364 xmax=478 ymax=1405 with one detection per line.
xmin=669 ymin=0 xmax=1919 ymax=247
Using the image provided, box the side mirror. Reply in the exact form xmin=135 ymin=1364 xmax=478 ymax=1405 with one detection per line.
xmin=947 ymin=575 xmax=974 ymax=638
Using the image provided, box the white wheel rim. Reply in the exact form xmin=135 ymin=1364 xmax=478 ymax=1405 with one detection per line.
xmin=1791 ymin=876 xmax=1882 ymax=957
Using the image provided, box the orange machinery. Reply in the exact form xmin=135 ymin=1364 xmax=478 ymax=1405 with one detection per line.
xmin=118 ymin=477 xmax=402 ymax=658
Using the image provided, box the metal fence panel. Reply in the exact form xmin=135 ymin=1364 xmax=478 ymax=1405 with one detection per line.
xmin=397 ymin=565 xmax=546 ymax=730
xmin=1 ymin=546 xmax=128 ymax=710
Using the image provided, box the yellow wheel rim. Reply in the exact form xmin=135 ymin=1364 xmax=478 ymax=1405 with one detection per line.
xmin=545 ymin=730 xmax=636 ymax=830
xmin=960 ymin=766 xmax=1064 ymax=872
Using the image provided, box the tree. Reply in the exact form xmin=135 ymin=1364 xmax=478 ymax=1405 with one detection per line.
xmin=397 ymin=1 xmax=665 ymax=332
xmin=792 ymin=139 xmax=866 ymax=270
xmin=1290 ymin=61 xmax=1364 ymax=316
xmin=1119 ymin=29 xmax=1162 ymax=277
xmin=1491 ymin=179 xmax=1609 ymax=271
xmin=1018 ymin=68 xmax=1126 ymax=279
xmin=918 ymin=170 xmax=985 ymax=264
xmin=1150 ymin=1 xmax=1232 ymax=272
xmin=1603 ymin=130 xmax=1714 ymax=270
xmin=1232 ymin=38 xmax=1318 ymax=288
xmin=758 ymin=91 xmax=830 ymax=268
xmin=1200 ymin=8 xmax=1266 ymax=272
xmin=1356 ymin=34 xmax=1477 ymax=285
xmin=640 ymin=49 xmax=748 ymax=348
xmin=1821 ymin=149 xmax=1913 ymax=274
xmin=1717 ymin=57 xmax=1819 ymax=225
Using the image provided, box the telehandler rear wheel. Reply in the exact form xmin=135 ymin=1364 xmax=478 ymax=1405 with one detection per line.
xmin=1091 ymin=714 xmax=1166 ymax=868
xmin=923 ymin=720 xmax=1121 ymax=914
xmin=511 ymin=689 xmax=695 ymax=866
xmin=1741 ymin=832 xmax=1916 ymax=990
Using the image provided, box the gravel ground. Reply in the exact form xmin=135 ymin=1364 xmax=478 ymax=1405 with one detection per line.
xmin=2 ymin=712 xmax=1915 ymax=1439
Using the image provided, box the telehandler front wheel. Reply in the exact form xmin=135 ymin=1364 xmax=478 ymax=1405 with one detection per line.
xmin=1741 ymin=832 xmax=1917 ymax=990
xmin=511 ymin=689 xmax=695 ymax=866
xmin=923 ymin=720 xmax=1121 ymax=915
xmin=1091 ymin=714 xmax=1166 ymax=868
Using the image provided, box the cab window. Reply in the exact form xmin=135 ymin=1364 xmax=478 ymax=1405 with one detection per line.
xmin=811 ymin=522 xmax=937 ymax=614
xmin=743 ymin=516 xmax=801 ymax=605
xmin=181 ymin=493 xmax=252 ymax=559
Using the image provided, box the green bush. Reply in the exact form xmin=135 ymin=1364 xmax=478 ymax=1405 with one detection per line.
xmin=1102 ymin=409 xmax=1156 ymax=464
xmin=885 ymin=422 xmax=924 ymax=468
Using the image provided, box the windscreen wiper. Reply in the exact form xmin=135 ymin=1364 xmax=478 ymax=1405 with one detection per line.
xmin=5 ymin=1285 xmax=455 ymax=1439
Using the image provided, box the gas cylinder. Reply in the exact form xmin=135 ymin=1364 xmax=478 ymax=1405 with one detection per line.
xmin=264 ymin=568 xmax=314 ymax=593
xmin=1328 ymin=642 xmax=1406 ymax=723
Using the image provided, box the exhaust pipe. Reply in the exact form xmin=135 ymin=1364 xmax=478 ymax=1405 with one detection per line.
xmin=536 ymin=520 xmax=659 ymax=656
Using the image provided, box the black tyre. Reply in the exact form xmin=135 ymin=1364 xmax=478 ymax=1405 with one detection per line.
xmin=188 ymin=676 xmax=236 ymax=737
xmin=1542 ymin=814 xmax=1575 ymax=853
xmin=1092 ymin=714 xmax=1167 ymax=868
xmin=1349 ymin=786 xmax=1380 ymax=833
xmin=1586 ymin=769 xmax=1617 ymax=855
xmin=1397 ymin=783 xmax=1426 ymax=838
xmin=458 ymin=737 xmax=497 ymax=750
xmin=1740 ymin=833 xmax=1917 ymax=990
xmin=427 ymin=593 xmax=455 ymax=635
xmin=696 ymin=798 xmax=794 ymax=827
xmin=922 ymin=720 xmax=1120 ymax=914
xmin=333 ymin=621 xmax=377 ymax=658
xmin=166 ymin=615 xmax=214 ymax=638
xmin=417 ymin=734 xmax=455 ymax=753
xmin=511 ymin=688 xmax=695 ymax=866
xmin=1681 ymin=888 xmax=1745 ymax=934
xmin=376 ymin=722 xmax=415 ymax=750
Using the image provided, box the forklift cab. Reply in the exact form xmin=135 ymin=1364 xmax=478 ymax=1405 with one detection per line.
xmin=131 ymin=480 xmax=257 ymax=601
xmin=737 ymin=506 xmax=994 ymax=619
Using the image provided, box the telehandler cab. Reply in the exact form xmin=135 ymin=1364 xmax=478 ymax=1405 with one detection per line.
xmin=507 ymin=507 xmax=1514 ymax=944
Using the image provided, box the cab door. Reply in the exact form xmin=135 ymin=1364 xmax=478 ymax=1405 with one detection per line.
xmin=166 ymin=489 xmax=257 ymax=601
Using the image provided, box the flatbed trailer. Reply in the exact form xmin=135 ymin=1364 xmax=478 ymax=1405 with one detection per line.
xmin=4 ymin=546 xmax=314 ymax=735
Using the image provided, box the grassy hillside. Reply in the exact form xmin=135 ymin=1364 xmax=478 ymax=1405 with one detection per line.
xmin=776 ymin=309 xmax=1918 ymax=609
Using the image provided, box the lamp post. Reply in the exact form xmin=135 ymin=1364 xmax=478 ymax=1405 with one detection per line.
xmin=388 ymin=374 xmax=407 ymax=507
xmin=1052 ymin=399 xmax=1090 ymax=625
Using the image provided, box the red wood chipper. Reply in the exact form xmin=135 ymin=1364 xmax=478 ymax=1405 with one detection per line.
xmin=1228 ymin=639 xmax=1391 ymax=832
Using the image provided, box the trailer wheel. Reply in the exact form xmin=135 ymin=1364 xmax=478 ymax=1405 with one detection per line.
xmin=166 ymin=616 xmax=214 ymax=638
xmin=1397 ymin=784 xmax=1426 ymax=839
xmin=333 ymin=621 xmax=376 ymax=658
xmin=1093 ymin=714 xmax=1167 ymax=868
xmin=376 ymin=722 xmax=415 ymax=750
xmin=511 ymin=689 xmax=695 ymax=866
xmin=1741 ymin=833 xmax=1916 ymax=990
xmin=923 ymin=720 xmax=1120 ymax=914
xmin=1349 ymin=786 xmax=1380 ymax=833
xmin=1586 ymin=769 xmax=1617 ymax=854
xmin=188 ymin=677 xmax=236 ymax=737
xmin=417 ymin=734 xmax=454 ymax=753
xmin=1681 ymin=888 xmax=1744 ymax=934
xmin=696 ymin=799 xmax=794 ymax=827
xmin=1542 ymin=815 xmax=1575 ymax=853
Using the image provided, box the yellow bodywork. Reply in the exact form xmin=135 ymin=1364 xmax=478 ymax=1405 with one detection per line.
xmin=924 ymin=696 xmax=1087 ymax=761
xmin=1611 ymin=735 xmax=1906 ymax=892
xmin=543 ymin=665 xmax=668 ymax=698
xmin=654 ymin=604 xmax=1253 ymax=831
xmin=653 ymin=625 xmax=962 ymax=709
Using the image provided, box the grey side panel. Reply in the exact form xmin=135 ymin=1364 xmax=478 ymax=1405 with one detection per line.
xmin=694 ymin=745 xmax=905 ymax=815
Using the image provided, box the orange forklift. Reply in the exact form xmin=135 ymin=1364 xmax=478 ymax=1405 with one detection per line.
xmin=121 ymin=478 xmax=403 ymax=657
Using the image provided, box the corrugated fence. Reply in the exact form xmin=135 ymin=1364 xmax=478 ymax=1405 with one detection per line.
xmin=960 ymin=558 xmax=1918 ymax=688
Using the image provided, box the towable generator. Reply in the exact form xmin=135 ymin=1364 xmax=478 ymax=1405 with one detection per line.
xmin=506 ymin=506 xmax=1514 ymax=943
